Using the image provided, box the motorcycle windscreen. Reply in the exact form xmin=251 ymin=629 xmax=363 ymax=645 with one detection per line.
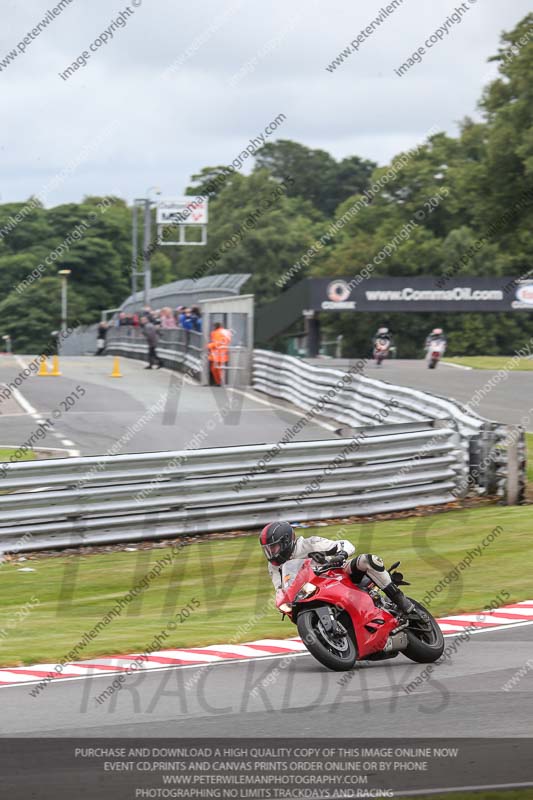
xmin=280 ymin=558 xmax=307 ymax=591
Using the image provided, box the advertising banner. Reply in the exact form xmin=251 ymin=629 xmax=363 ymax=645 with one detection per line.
xmin=311 ymin=276 xmax=533 ymax=312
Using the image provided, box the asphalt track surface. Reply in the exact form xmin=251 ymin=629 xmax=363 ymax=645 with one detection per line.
xmin=2 ymin=623 xmax=531 ymax=737
xmin=307 ymin=358 xmax=533 ymax=431
xmin=0 ymin=355 xmax=333 ymax=457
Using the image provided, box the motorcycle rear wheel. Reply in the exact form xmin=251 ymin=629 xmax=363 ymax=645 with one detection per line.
xmin=403 ymin=598 xmax=444 ymax=663
xmin=297 ymin=607 xmax=357 ymax=671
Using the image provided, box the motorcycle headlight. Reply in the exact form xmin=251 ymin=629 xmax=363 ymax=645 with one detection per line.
xmin=279 ymin=603 xmax=292 ymax=614
xmin=295 ymin=582 xmax=318 ymax=602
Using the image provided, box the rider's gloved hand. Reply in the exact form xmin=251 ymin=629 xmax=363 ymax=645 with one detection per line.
xmin=328 ymin=552 xmax=347 ymax=567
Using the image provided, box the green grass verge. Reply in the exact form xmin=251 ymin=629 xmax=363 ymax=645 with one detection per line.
xmin=0 ymin=505 xmax=531 ymax=667
xmin=0 ymin=447 xmax=36 ymax=462
xmin=444 ymin=356 xmax=533 ymax=370
xmin=526 ymin=433 xmax=533 ymax=485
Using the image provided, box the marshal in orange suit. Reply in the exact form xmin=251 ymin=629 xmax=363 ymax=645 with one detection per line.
xmin=207 ymin=322 xmax=232 ymax=385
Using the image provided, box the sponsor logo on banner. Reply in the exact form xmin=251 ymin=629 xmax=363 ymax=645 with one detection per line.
xmin=512 ymin=283 xmax=533 ymax=309
xmin=322 ymin=279 xmax=356 ymax=310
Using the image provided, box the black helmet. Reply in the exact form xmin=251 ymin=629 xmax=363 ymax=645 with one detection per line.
xmin=260 ymin=521 xmax=296 ymax=566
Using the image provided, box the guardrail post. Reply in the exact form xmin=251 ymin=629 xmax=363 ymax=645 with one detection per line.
xmin=505 ymin=439 xmax=520 ymax=505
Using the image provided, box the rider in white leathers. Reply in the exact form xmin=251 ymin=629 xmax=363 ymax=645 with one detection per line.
xmin=267 ymin=534 xmax=355 ymax=593
xmin=261 ymin=522 xmax=413 ymax=613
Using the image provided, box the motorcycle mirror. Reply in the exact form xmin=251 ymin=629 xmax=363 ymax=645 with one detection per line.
xmin=389 ymin=561 xmax=401 ymax=571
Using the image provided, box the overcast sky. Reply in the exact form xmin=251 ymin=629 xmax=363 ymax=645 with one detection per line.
xmin=0 ymin=0 xmax=530 ymax=207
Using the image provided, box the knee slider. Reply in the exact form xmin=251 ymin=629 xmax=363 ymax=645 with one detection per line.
xmin=365 ymin=554 xmax=385 ymax=572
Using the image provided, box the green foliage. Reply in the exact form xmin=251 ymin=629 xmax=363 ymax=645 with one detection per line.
xmin=173 ymin=170 xmax=321 ymax=303
xmin=0 ymin=196 xmax=131 ymax=351
xmin=254 ymin=139 xmax=376 ymax=215
xmin=0 ymin=276 xmax=89 ymax=353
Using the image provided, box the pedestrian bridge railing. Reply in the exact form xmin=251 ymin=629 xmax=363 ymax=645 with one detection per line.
xmin=105 ymin=327 xmax=251 ymax=386
xmin=106 ymin=327 xmax=203 ymax=376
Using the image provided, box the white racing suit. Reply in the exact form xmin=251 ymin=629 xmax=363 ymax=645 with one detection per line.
xmin=269 ymin=535 xmax=401 ymax=602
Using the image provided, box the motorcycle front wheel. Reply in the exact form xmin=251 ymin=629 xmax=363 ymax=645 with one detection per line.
xmin=297 ymin=607 xmax=357 ymax=671
xmin=403 ymin=598 xmax=444 ymax=663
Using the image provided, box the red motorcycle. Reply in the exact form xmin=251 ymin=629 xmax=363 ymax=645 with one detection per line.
xmin=276 ymin=556 xmax=444 ymax=671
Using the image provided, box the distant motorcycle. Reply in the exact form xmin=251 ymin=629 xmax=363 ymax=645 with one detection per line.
xmin=276 ymin=556 xmax=444 ymax=672
xmin=373 ymin=337 xmax=391 ymax=366
xmin=426 ymin=338 xmax=446 ymax=369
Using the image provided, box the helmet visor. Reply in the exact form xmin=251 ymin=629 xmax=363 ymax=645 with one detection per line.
xmin=262 ymin=542 xmax=282 ymax=561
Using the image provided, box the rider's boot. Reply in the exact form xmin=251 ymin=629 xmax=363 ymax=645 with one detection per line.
xmin=383 ymin=582 xmax=414 ymax=614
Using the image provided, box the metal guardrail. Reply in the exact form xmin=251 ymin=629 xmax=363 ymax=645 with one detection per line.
xmin=252 ymin=350 xmax=525 ymax=503
xmin=106 ymin=326 xmax=203 ymax=375
xmin=253 ymin=350 xmax=484 ymax=436
xmin=0 ymin=423 xmax=466 ymax=553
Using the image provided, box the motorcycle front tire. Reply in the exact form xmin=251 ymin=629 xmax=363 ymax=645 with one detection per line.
xmin=297 ymin=608 xmax=357 ymax=672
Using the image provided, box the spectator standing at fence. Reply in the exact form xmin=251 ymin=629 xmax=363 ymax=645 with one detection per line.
xmin=142 ymin=305 xmax=156 ymax=323
xmin=140 ymin=315 xmax=163 ymax=369
xmin=96 ymin=321 xmax=108 ymax=355
xmin=180 ymin=307 xmax=195 ymax=347
xmin=191 ymin=306 xmax=202 ymax=333
xmin=160 ymin=307 xmax=177 ymax=329
xmin=207 ymin=322 xmax=232 ymax=385
xmin=179 ymin=307 xmax=193 ymax=329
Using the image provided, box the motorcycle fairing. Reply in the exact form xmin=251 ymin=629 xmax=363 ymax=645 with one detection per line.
xmin=279 ymin=558 xmax=398 ymax=659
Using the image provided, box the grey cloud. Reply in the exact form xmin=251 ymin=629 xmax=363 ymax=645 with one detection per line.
xmin=0 ymin=0 xmax=530 ymax=206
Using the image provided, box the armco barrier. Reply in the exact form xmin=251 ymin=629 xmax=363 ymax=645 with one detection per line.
xmin=0 ymin=422 xmax=466 ymax=553
xmin=252 ymin=350 xmax=525 ymax=504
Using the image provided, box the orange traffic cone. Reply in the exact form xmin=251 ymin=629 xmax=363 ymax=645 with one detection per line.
xmin=49 ymin=355 xmax=61 ymax=376
xmin=38 ymin=357 xmax=50 ymax=377
xmin=110 ymin=357 xmax=123 ymax=378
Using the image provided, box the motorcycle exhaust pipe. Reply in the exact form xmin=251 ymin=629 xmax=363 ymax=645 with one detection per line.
xmin=383 ymin=630 xmax=409 ymax=654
